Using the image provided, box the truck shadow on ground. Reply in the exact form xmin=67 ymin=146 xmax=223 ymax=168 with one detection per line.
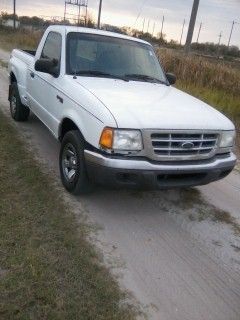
xmin=82 ymin=185 xmax=240 ymax=237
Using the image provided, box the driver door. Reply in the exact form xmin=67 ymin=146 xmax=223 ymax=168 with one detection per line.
xmin=27 ymin=31 xmax=62 ymax=133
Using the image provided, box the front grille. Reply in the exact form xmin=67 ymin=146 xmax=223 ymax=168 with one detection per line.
xmin=150 ymin=132 xmax=218 ymax=160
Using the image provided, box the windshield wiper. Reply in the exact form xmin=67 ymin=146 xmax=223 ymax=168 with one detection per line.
xmin=74 ymin=70 xmax=129 ymax=81
xmin=125 ymin=73 xmax=167 ymax=84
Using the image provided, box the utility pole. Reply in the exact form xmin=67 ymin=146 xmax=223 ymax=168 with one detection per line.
xmin=64 ymin=1 xmax=66 ymax=21
xmin=97 ymin=0 xmax=103 ymax=29
xmin=218 ymin=31 xmax=222 ymax=46
xmin=152 ymin=22 xmax=155 ymax=37
xmin=217 ymin=31 xmax=222 ymax=58
xmin=196 ymin=22 xmax=202 ymax=43
xmin=64 ymin=1 xmax=88 ymax=26
xmin=78 ymin=3 xmax=81 ymax=25
xmin=227 ymin=20 xmax=238 ymax=49
xmin=160 ymin=15 xmax=165 ymax=39
xmin=13 ymin=0 xmax=16 ymax=29
xmin=180 ymin=19 xmax=185 ymax=45
xmin=142 ymin=18 xmax=145 ymax=33
xmin=146 ymin=19 xmax=150 ymax=34
xmin=185 ymin=0 xmax=200 ymax=53
xmin=85 ymin=4 xmax=88 ymax=26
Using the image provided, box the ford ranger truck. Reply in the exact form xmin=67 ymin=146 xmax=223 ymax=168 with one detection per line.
xmin=8 ymin=25 xmax=236 ymax=194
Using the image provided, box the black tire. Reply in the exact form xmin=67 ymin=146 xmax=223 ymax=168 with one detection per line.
xmin=59 ymin=130 xmax=92 ymax=195
xmin=10 ymin=82 xmax=30 ymax=121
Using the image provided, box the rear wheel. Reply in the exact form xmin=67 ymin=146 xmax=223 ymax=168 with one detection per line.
xmin=59 ymin=130 xmax=92 ymax=195
xmin=10 ymin=82 xmax=30 ymax=121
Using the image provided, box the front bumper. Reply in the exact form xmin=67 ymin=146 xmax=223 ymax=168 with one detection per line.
xmin=84 ymin=150 xmax=237 ymax=189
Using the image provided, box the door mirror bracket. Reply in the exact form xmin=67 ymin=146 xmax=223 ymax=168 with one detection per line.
xmin=35 ymin=58 xmax=59 ymax=78
xmin=166 ymin=72 xmax=176 ymax=85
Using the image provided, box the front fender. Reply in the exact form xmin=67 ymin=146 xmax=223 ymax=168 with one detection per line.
xmin=59 ymin=109 xmax=105 ymax=149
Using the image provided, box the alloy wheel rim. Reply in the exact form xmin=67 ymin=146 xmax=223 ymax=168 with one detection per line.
xmin=11 ymin=95 xmax=17 ymax=115
xmin=62 ymin=143 xmax=78 ymax=183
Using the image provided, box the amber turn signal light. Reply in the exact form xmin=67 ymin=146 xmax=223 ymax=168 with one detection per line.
xmin=99 ymin=128 xmax=114 ymax=149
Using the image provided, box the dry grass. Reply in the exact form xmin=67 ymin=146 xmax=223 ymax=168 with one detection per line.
xmin=158 ymin=48 xmax=240 ymax=96
xmin=0 ymin=109 xmax=137 ymax=320
xmin=0 ymin=58 xmax=8 ymax=68
xmin=0 ymin=26 xmax=42 ymax=51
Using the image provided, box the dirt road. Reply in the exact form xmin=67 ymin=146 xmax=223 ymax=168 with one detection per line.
xmin=0 ymin=51 xmax=240 ymax=320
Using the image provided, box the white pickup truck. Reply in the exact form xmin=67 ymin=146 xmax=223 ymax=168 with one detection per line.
xmin=8 ymin=25 xmax=236 ymax=194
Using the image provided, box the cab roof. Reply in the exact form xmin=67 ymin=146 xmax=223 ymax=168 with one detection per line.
xmin=47 ymin=25 xmax=151 ymax=46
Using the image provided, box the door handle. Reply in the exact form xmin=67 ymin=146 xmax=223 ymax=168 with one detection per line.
xmin=57 ymin=95 xmax=63 ymax=104
xmin=30 ymin=72 xmax=35 ymax=78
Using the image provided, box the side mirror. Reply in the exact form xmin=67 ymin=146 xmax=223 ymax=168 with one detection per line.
xmin=35 ymin=58 xmax=59 ymax=77
xmin=166 ymin=73 xmax=176 ymax=85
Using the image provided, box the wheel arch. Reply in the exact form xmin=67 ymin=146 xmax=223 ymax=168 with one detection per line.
xmin=10 ymin=71 xmax=17 ymax=84
xmin=58 ymin=117 xmax=85 ymax=142
xmin=9 ymin=66 xmax=27 ymax=106
xmin=8 ymin=72 xmax=18 ymax=101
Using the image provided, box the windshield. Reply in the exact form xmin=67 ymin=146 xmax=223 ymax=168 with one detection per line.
xmin=66 ymin=32 xmax=167 ymax=83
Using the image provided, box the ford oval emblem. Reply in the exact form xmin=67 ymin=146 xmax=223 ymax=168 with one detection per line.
xmin=181 ymin=142 xmax=195 ymax=149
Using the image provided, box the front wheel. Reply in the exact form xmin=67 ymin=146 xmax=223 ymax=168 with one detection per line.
xmin=59 ymin=130 xmax=92 ymax=195
xmin=10 ymin=82 xmax=30 ymax=121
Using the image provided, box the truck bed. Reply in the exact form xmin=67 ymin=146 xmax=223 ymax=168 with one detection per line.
xmin=23 ymin=49 xmax=36 ymax=56
xmin=9 ymin=49 xmax=36 ymax=107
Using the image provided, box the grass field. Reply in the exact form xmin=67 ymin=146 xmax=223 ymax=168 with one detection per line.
xmin=0 ymin=27 xmax=42 ymax=51
xmin=0 ymin=109 xmax=137 ymax=319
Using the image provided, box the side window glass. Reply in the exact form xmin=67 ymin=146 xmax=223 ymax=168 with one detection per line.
xmin=41 ymin=32 xmax=62 ymax=75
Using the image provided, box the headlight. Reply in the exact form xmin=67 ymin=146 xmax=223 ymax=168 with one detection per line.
xmin=100 ymin=128 xmax=143 ymax=151
xmin=219 ymin=131 xmax=236 ymax=148
xmin=113 ymin=130 xmax=143 ymax=150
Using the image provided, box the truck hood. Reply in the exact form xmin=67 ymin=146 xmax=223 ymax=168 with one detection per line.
xmin=76 ymin=77 xmax=234 ymax=130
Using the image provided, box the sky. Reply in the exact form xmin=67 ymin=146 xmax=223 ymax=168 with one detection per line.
xmin=1 ymin=0 xmax=240 ymax=47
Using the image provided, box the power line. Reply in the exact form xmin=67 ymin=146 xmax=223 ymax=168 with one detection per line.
xmin=132 ymin=0 xmax=148 ymax=29
xmin=2 ymin=0 xmax=8 ymax=12
xmin=160 ymin=15 xmax=165 ymax=39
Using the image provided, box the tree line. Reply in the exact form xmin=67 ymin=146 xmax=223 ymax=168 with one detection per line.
xmin=1 ymin=12 xmax=239 ymax=59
